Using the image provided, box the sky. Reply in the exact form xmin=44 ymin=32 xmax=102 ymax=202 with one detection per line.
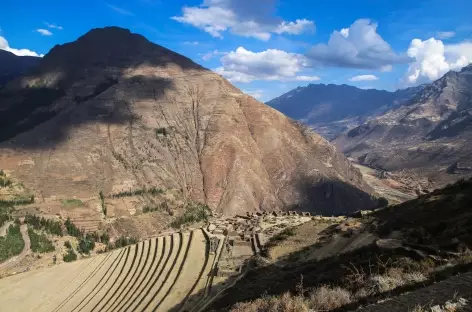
xmin=1 ymin=0 xmax=472 ymax=101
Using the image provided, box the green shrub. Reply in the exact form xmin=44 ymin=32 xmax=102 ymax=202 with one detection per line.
xmin=170 ymin=202 xmax=211 ymax=229
xmin=64 ymin=241 xmax=72 ymax=249
xmin=0 ymin=224 xmax=25 ymax=261
xmin=110 ymin=236 xmax=137 ymax=249
xmin=0 ymin=177 xmax=12 ymax=188
xmin=0 ymin=213 xmax=11 ymax=228
xmin=65 ymin=217 xmax=82 ymax=237
xmin=28 ymin=227 xmax=55 ymax=253
xmin=99 ymin=191 xmax=107 ymax=216
xmin=0 ymin=195 xmax=34 ymax=206
xmin=155 ymin=127 xmax=168 ymax=136
xmin=110 ymin=187 xmax=164 ymax=198
xmin=24 ymin=214 xmax=63 ymax=236
xmin=63 ymin=248 xmax=77 ymax=262
xmin=143 ymin=202 xmax=167 ymax=213
xmin=77 ymin=236 xmax=95 ymax=254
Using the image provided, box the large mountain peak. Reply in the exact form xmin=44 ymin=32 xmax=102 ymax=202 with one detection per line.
xmin=0 ymin=27 xmax=376 ymax=219
xmin=31 ymin=27 xmax=202 ymax=86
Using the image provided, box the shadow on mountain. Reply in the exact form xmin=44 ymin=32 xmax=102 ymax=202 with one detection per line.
xmin=0 ymin=75 xmax=174 ymax=149
xmin=0 ymin=26 xmax=205 ymax=149
xmin=293 ymin=176 xmax=379 ymax=216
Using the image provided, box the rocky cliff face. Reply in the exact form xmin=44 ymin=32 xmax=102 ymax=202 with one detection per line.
xmin=335 ymin=64 xmax=472 ymax=186
xmin=0 ymin=27 xmax=375 ymax=215
xmin=0 ymin=50 xmax=40 ymax=87
xmin=267 ymin=84 xmax=421 ymax=140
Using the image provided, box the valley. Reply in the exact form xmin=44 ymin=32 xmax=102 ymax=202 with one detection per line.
xmin=0 ymin=15 xmax=471 ymax=312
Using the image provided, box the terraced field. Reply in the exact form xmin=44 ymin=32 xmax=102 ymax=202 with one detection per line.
xmin=0 ymin=228 xmax=224 ymax=312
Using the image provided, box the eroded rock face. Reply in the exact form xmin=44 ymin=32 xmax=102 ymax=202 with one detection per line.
xmin=335 ymin=65 xmax=472 ymax=186
xmin=0 ymin=27 xmax=375 ymax=215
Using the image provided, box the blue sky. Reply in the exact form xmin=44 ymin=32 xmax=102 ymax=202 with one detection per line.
xmin=1 ymin=0 xmax=472 ymax=101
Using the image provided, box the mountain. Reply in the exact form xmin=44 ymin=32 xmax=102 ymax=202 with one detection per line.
xmin=0 ymin=27 xmax=376 ymax=217
xmin=0 ymin=50 xmax=40 ymax=87
xmin=267 ymin=84 xmax=421 ymax=139
xmin=335 ymin=64 xmax=472 ymax=186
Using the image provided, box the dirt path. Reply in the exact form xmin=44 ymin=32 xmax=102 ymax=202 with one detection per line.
xmin=355 ymin=272 xmax=472 ymax=311
xmin=0 ymin=221 xmax=13 ymax=237
xmin=0 ymin=225 xmax=31 ymax=271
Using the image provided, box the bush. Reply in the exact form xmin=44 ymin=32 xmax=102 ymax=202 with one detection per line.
xmin=65 ymin=217 xmax=82 ymax=237
xmin=28 ymin=227 xmax=55 ymax=253
xmin=0 ymin=195 xmax=34 ymax=206
xmin=110 ymin=187 xmax=164 ymax=198
xmin=0 ymin=177 xmax=12 ymax=188
xmin=99 ymin=191 xmax=106 ymax=216
xmin=155 ymin=127 xmax=168 ymax=136
xmin=170 ymin=202 xmax=211 ymax=229
xmin=24 ymin=214 xmax=63 ymax=236
xmin=0 ymin=213 xmax=11 ymax=228
xmin=63 ymin=248 xmax=77 ymax=262
xmin=111 ymin=236 xmax=137 ymax=249
xmin=77 ymin=236 xmax=95 ymax=254
xmin=64 ymin=241 xmax=72 ymax=249
xmin=143 ymin=201 xmax=167 ymax=214
xmin=0 ymin=224 xmax=25 ymax=261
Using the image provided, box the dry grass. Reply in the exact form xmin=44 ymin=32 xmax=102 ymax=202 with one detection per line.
xmin=228 ymin=259 xmax=435 ymax=312
xmin=229 ymin=286 xmax=351 ymax=312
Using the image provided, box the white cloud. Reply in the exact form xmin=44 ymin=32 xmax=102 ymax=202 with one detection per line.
xmin=436 ymin=31 xmax=455 ymax=39
xmin=307 ymin=19 xmax=410 ymax=69
xmin=0 ymin=35 xmax=43 ymax=57
xmin=380 ymin=65 xmax=393 ymax=72
xmin=201 ymin=49 xmax=226 ymax=61
xmin=172 ymin=0 xmax=314 ymax=40
xmin=242 ymin=89 xmax=264 ymax=99
xmin=36 ymin=29 xmax=53 ymax=36
xmin=349 ymin=74 xmax=379 ymax=82
xmin=215 ymin=47 xmax=320 ymax=82
xmin=46 ymin=22 xmax=63 ymax=30
xmin=275 ymin=19 xmax=315 ymax=35
xmin=107 ymin=4 xmax=135 ymax=16
xmin=403 ymin=38 xmax=471 ymax=84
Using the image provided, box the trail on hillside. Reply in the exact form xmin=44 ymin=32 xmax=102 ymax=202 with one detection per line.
xmin=0 ymin=225 xmax=31 ymax=271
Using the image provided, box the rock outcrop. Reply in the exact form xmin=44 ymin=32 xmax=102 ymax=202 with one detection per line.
xmin=0 ymin=27 xmax=375 ymax=215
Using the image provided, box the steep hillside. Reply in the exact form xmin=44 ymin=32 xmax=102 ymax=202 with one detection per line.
xmin=0 ymin=50 xmax=40 ymax=87
xmin=267 ymin=84 xmax=421 ymax=139
xmin=0 ymin=27 xmax=376 ymax=219
xmin=335 ymin=65 xmax=472 ymax=187
xmin=209 ymin=178 xmax=472 ymax=312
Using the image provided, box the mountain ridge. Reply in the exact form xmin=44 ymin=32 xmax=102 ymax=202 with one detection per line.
xmin=334 ymin=63 xmax=472 ymax=186
xmin=0 ymin=26 xmax=377 ymax=218
xmin=267 ymin=83 xmax=422 ymax=139
xmin=0 ymin=49 xmax=40 ymax=87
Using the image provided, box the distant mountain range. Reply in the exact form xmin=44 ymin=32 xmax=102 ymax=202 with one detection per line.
xmin=0 ymin=50 xmax=40 ymax=87
xmin=267 ymin=84 xmax=422 ymax=139
xmin=334 ymin=64 xmax=472 ymax=186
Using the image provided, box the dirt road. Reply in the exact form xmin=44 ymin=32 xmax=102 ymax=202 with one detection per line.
xmin=0 ymin=225 xmax=31 ymax=271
